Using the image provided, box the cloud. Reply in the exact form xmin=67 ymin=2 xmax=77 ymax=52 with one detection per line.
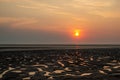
xmin=0 ymin=17 xmax=39 ymax=30
xmin=0 ymin=0 xmax=120 ymax=27
xmin=16 ymin=5 xmax=39 ymax=9
xmin=0 ymin=17 xmax=71 ymax=32
xmin=4 ymin=0 xmax=20 ymax=1
xmin=0 ymin=0 xmax=30 ymax=2
xmin=1 ymin=0 xmax=120 ymax=19
xmin=0 ymin=17 xmax=17 ymax=23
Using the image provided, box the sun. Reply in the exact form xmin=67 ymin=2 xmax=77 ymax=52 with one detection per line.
xmin=74 ymin=30 xmax=80 ymax=37
xmin=75 ymin=32 xmax=79 ymax=36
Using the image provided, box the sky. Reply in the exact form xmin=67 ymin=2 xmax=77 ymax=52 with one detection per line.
xmin=0 ymin=0 xmax=120 ymax=44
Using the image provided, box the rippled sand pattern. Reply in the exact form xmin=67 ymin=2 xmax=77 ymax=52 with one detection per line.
xmin=0 ymin=48 xmax=120 ymax=80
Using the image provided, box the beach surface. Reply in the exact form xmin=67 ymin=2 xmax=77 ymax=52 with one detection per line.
xmin=0 ymin=45 xmax=120 ymax=80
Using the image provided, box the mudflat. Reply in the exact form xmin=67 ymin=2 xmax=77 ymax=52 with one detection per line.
xmin=0 ymin=48 xmax=120 ymax=80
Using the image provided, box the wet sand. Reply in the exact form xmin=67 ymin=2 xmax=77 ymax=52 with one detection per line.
xmin=0 ymin=48 xmax=120 ymax=80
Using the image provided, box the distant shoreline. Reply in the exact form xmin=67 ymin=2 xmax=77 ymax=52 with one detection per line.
xmin=0 ymin=44 xmax=120 ymax=46
xmin=0 ymin=47 xmax=119 ymax=52
xmin=0 ymin=44 xmax=120 ymax=52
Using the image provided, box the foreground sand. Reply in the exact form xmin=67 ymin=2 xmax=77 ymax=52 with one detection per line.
xmin=0 ymin=48 xmax=120 ymax=80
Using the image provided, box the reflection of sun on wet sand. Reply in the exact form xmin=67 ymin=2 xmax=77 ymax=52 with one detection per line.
xmin=0 ymin=48 xmax=120 ymax=80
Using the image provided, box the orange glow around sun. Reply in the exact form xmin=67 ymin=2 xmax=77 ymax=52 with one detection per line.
xmin=74 ymin=29 xmax=80 ymax=37
xmin=69 ymin=28 xmax=84 ymax=39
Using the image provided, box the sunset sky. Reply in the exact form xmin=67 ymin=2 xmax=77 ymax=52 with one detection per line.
xmin=0 ymin=0 xmax=120 ymax=44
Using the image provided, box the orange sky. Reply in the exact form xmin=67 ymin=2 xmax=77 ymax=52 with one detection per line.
xmin=0 ymin=0 xmax=120 ymax=44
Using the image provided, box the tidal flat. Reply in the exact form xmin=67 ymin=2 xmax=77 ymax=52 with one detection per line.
xmin=0 ymin=46 xmax=120 ymax=80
